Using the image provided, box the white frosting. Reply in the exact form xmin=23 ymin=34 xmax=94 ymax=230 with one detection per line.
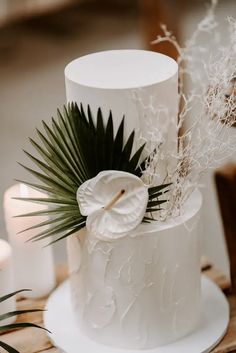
xmin=65 ymin=50 xmax=177 ymax=90
xmin=67 ymin=189 xmax=202 ymax=349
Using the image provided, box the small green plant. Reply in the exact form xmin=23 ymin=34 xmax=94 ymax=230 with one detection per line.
xmin=0 ymin=290 xmax=49 ymax=353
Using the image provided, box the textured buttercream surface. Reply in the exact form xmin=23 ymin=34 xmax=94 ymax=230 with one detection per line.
xmin=67 ymin=190 xmax=202 ymax=349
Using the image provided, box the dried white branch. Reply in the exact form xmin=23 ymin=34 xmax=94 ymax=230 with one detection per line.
xmin=135 ymin=0 xmax=236 ymax=220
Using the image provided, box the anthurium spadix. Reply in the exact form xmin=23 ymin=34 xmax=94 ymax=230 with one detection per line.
xmin=76 ymin=170 xmax=149 ymax=240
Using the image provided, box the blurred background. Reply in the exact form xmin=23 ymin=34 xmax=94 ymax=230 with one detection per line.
xmin=0 ymin=0 xmax=235 ymax=274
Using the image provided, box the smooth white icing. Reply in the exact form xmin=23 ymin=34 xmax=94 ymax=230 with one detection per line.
xmin=67 ymin=189 xmax=202 ymax=349
xmin=65 ymin=50 xmax=178 ymax=90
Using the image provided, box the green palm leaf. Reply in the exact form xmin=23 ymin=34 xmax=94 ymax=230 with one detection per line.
xmin=0 ymin=290 xmax=30 ymax=303
xmin=17 ymin=103 xmax=170 ymax=243
xmin=0 ymin=290 xmax=49 ymax=353
xmin=0 ymin=341 xmax=19 ymax=353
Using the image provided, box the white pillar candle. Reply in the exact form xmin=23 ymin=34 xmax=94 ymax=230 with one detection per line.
xmin=0 ymin=239 xmax=16 ymax=325
xmin=3 ymin=184 xmax=56 ymax=298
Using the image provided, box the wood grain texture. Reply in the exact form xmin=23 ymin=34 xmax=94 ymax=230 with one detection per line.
xmin=0 ymin=263 xmax=234 ymax=353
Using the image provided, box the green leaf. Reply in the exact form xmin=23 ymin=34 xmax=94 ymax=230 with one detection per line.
xmin=128 ymin=143 xmax=146 ymax=173
xmin=147 ymin=200 xmax=167 ymax=207
xmin=55 ymin=109 xmax=88 ymax=180
xmin=96 ymin=108 xmax=105 ymax=172
xmin=36 ymin=126 xmax=83 ymax=183
xmin=13 ymin=197 xmax=77 ymax=206
xmin=0 ymin=290 xmax=31 ymax=303
xmin=0 ymin=322 xmax=50 ymax=333
xmin=78 ymin=103 xmax=87 ymax=123
xmin=72 ymin=105 xmax=96 ymax=176
xmin=148 ymin=190 xmax=169 ymax=200
xmin=87 ymin=105 xmax=96 ymax=132
xmin=29 ymin=218 xmax=86 ymax=243
xmin=112 ymin=117 xmax=124 ymax=169
xmin=14 ymin=179 xmax=71 ymax=199
xmin=146 ymin=207 xmax=163 ymax=212
xmin=17 ymin=213 xmax=78 ymax=234
xmin=105 ymin=111 xmax=114 ymax=169
xmin=14 ymin=205 xmax=80 ymax=218
xmin=120 ymin=131 xmax=135 ymax=170
xmin=22 ymin=150 xmax=76 ymax=192
xmin=148 ymin=183 xmax=171 ymax=195
xmin=143 ymin=216 xmax=156 ymax=222
xmin=29 ymin=138 xmax=78 ymax=185
xmin=46 ymin=223 xmax=86 ymax=245
xmin=0 ymin=341 xmax=19 ymax=353
xmin=44 ymin=118 xmax=87 ymax=182
xmin=0 ymin=289 xmax=50 ymax=353
xmin=18 ymin=163 xmax=75 ymax=197
xmin=0 ymin=309 xmax=44 ymax=322
xmin=18 ymin=103 xmax=169 ymax=244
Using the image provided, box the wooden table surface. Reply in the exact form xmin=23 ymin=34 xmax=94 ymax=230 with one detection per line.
xmin=0 ymin=260 xmax=235 ymax=353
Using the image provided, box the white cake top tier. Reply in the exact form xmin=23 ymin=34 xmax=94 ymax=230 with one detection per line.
xmin=65 ymin=50 xmax=178 ymax=89
xmin=65 ymin=49 xmax=179 ymax=185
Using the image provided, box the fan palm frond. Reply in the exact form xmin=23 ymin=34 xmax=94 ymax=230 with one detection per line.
xmin=17 ymin=103 xmax=170 ymax=244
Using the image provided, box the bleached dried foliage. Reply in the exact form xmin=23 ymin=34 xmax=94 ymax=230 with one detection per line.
xmin=134 ymin=0 xmax=236 ymax=219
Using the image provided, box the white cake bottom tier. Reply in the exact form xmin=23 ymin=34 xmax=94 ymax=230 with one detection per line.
xmin=67 ymin=189 xmax=202 ymax=350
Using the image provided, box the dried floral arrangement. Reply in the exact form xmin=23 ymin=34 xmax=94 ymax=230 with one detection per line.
xmin=133 ymin=0 xmax=236 ymax=220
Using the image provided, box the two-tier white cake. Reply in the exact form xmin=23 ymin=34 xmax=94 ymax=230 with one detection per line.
xmin=65 ymin=50 xmax=202 ymax=350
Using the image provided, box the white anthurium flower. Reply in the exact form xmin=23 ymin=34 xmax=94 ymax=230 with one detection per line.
xmin=76 ymin=170 xmax=149 ymax=240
